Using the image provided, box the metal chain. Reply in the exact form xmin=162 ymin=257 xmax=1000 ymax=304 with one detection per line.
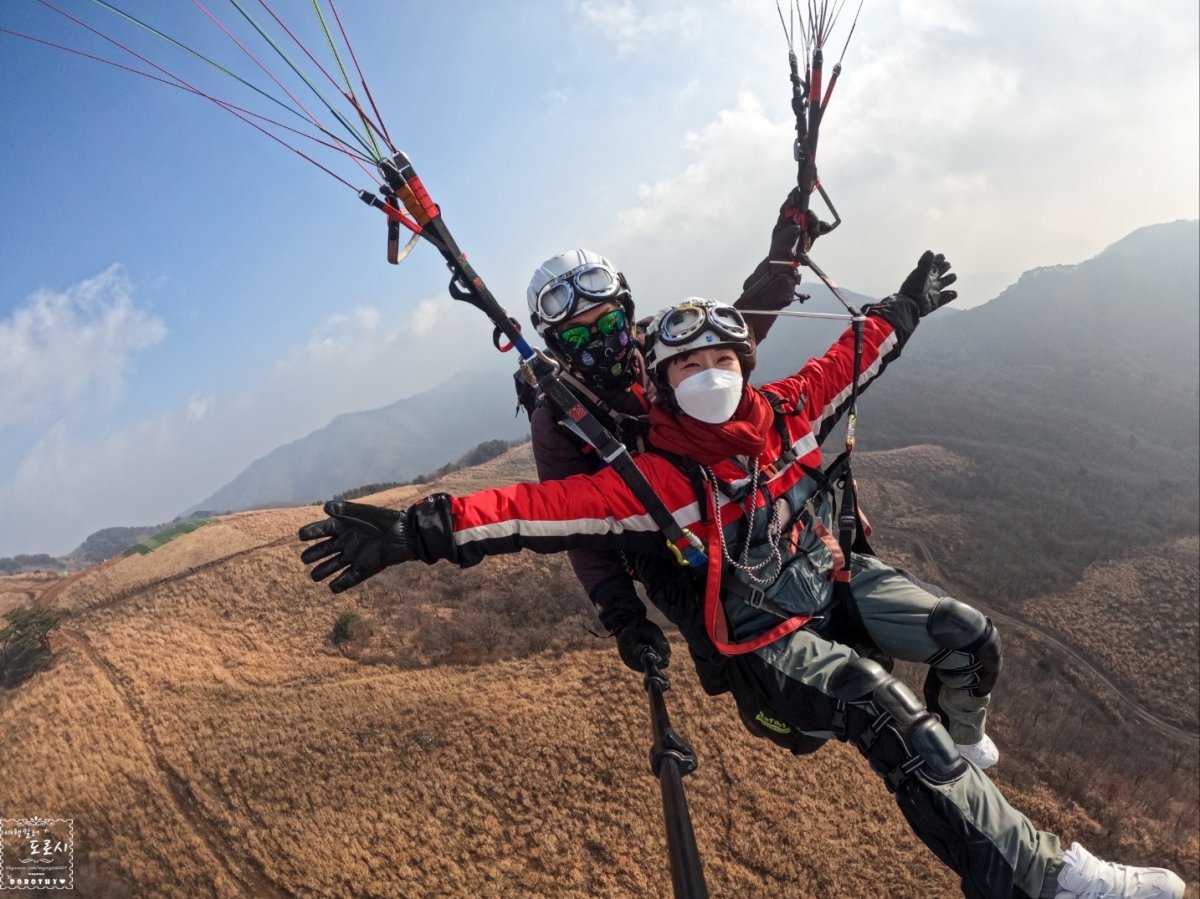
xmin=702 ymin=457 xmax=784 ymax=588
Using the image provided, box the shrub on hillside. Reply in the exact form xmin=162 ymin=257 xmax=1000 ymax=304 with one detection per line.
xmin=453 ymin=439 xmax=514 ymax=469
xmin=0 ymin=606 xmax=60 ymax=688
xmin=330 ymin=612 xmax=373 ymax=656
xmin=333 ymin=439 xmax=521 ymax=499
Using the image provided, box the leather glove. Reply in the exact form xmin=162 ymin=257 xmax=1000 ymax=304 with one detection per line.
xmin=616 ymin=619 xmax=671 ymax=672
xmin=899 ymin=251 xmax=958 ymax=316
xmin=739 ymin=187 xmax=829 ymax=312
xmin=298 ymin=500 xmax=416 ymax=593
xmin=777 ymin=186 xmax=829 ymax=251
xmin=769 ymin=187 xmax=806 ymax=262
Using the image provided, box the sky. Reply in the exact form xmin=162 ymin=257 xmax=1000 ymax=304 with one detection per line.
xmin=0 ymin=0 xmax=1197 ymax=558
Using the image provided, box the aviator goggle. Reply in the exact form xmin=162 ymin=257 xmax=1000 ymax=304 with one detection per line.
xmin=657 ymin=300 xmax=750 ymax=346
xmin=536 ymin=263 xmax=625 ymax=324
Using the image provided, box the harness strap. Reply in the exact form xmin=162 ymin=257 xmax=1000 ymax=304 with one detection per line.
xmin=552 ymin=372 xmax=650 ymax=455
xmin=831 ymin=700 xmax=848 ymax=739
xmin=534 ymin=368 xmax=706 ymax=567
xmin=701 ymin=485 xmax=812 ymax=656
xmin=722 ymin=575 xmax=809 ymax=621
xmin=811 ymin=519 xmax=849 ymax=581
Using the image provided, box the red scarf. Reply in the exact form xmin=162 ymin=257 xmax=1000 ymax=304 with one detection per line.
xmin=649 ymin=386 xmax=774 ymax=465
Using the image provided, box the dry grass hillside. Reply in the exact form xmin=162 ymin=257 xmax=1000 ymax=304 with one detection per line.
xmin=1021 ymin=535 xmax=1200 ymax=731
xmin=1 ymin=443 xmax=1196 ymax=898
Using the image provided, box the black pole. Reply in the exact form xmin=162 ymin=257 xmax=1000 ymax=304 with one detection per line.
xmin=642 ymin=649 xmax=708 ymax=899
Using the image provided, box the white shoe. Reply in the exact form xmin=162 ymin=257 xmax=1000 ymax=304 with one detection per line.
xmin=955 ymin=733 xmax=999 ymax=769
xmin=1055 ymin=842 xmax=1185 ymax=899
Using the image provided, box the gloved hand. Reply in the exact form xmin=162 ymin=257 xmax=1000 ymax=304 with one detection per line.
xmin=769 ymin=187 xmax=806 ymax=263
xmin=298 ymin=500 xmax=416 ymax=593
xmin=776 ymin=186 xmax=828 ymax=252
xmin=616 ymin=619 xmax=671 ymax=672
xmin=739 ymin=187 xmax=830 ymax=312
xmin=899 ymin=251 xmax=957 ymax=316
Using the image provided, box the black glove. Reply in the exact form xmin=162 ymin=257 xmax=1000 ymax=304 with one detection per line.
xmin=739 ymin=187 xmax=831 ymax=310
xmin=616 ymin=619 xmax=671 ymax=672
xmin=776 ymin=186 xmax=828 ymax=250
xmin=769 ymin=187 xmax=806 ymax=262
xmin=899 ymin=250 xmax=957 ymax=316
xmin=298 ymin=500 xmax=417 ymax=593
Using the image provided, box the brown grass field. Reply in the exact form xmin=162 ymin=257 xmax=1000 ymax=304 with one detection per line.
xmin=1 ymin=444 xmax=1197 ymax=898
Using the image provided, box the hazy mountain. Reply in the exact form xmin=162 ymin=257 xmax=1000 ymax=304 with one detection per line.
xmin=184 ymin=370 xmax=529 ymax=515
xmin=870 ymin=220 xmax=1199 ymax=452
xmin=840 ymin=221 xmax=1198 ymax=599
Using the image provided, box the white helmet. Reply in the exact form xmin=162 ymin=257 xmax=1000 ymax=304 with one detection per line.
xmin=643 ymin=298 xmax=756 ymax=380
xmin=527 ymin=249 xmax=633 ymax=336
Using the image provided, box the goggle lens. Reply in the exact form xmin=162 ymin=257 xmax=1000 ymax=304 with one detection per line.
xmin=661 ymin=305 xmax=706 ymax=341
xmin=574 ymin=266 xmax=618 ymax=295
xmin=537 ymin=282 xmax=575 ymax=320
xmin=558 ymin=308 xmax=627 ymax=349
xmin=711 ymin=306 xmax=748 ymax=337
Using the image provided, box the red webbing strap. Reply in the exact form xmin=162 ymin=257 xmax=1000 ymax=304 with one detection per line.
xmin=812 ymin=519 xmax=849 ymax=582
xmin=701 ymin=486 xmax=811 ymax=656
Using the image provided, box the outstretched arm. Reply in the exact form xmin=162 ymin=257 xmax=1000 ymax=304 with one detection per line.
xmin=298 ymin=460 xmax=691 ymax=593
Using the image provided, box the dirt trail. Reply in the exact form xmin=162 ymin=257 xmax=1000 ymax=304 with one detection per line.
xmin=33 ymin=558 xmax=119 ymax=609
xmin=878 ymin=525 xmax=1200 ymax=746
xmin=57 ymin=630 xmax=294 ymax=899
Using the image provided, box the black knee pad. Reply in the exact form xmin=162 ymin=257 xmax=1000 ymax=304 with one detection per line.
xmin=909 ymin=716 xmax=968 ymax=782
xmin=830 ymin=656 xmax=967 ymax=787
xmin=828 ymin=656 xmax=892 ymax=702
xmin=927 ymin=598 xmax=1003 ymax=697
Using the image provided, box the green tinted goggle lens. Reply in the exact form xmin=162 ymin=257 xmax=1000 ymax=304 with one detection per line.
xmin=559 ymin=309 xmax=626 ymax=349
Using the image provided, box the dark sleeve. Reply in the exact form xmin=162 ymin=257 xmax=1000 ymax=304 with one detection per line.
xmin=733 ymin=256 xmax=799 ymax=344
xmin=589 ymin=573 xmax=647 ymax=635
xmin=732 ymin=189 xmax=810 ymax=344
xmin=530 ymin=404 xmax=594 ymax=482
xmin=531 ymin=403 xmax=649 ymax=601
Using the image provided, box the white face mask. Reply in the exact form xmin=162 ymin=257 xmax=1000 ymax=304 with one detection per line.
xmin=673 ymin=367 xmax=744 ymax=423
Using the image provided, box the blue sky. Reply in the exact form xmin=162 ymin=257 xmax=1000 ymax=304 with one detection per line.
xmin=1 ymin=0 xmax=1197 ymax=557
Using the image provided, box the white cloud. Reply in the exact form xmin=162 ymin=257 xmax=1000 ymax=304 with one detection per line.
xmin=577 ymin=0 xmax=703 ymax=53
xmin=897 ymin=0 xmax=975 ymax=34
xmin=595 ymin=91 xmax=795 ymax=309
xmin=0 ymin=280 xmax=510 ymax=557
xmin=410 ymin=299 xmax=442 ymax=338
xmin=186 ymin=396 xmax=213 ymax=422
xmin=587 ymin=0 xmax=1197 ymax=310
xmin=0 ymin=266 xmax=165 ymax=429
xmin=605 ymin=91 xmax=787 ymax=238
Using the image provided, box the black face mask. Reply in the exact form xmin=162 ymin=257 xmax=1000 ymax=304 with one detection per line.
xmin=556 ymin=327 xmax=636 ymax=392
